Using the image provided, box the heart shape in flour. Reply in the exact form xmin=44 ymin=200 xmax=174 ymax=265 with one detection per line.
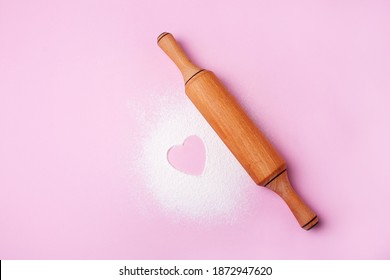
xmin=167 ymin=135 xmax=206 ymax=176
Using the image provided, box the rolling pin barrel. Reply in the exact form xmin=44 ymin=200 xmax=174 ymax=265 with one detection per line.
xmin=157 ymin=32 xmax=318 ymax=230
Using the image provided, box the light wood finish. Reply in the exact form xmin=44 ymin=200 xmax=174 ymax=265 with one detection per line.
xmin=267 ymin=171 xmax=318 ymax=230
xmin=157 ymin=32 xmax=202 ymax=83
xmin=157 ymin=32 xmax=318 ymax=230
xmin=186 ymin=70 xmax=286 ymax=185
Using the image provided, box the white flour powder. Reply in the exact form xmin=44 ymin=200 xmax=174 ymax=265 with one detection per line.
xmin=135 ymin=87 xmax=254 ymax=222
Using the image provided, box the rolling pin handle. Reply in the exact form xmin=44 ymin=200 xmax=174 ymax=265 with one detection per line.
xmin=266 ymin=171 xmax=318 ymax=230
xmin=157 ymin=32 xmax=202 ymax=83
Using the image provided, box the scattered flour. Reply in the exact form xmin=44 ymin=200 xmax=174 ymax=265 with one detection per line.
xmin=135 ymin=87 xmax=254 ymax=223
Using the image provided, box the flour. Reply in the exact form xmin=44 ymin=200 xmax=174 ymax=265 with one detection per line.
xmin=135 ymin=87 xmax=253 ymax=223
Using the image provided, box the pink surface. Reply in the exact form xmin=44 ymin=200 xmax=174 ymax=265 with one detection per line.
xmin=1 ymin=0 xmax=390 ymax=259
xmin=167 ymin=135 xmax=206 ymax=176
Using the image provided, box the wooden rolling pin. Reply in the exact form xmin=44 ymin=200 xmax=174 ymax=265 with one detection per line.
xmin=157 ymin=32 xmax=318 ymax=230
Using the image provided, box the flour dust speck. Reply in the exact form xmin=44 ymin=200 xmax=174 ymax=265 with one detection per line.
xmin=135 ymin=87 xmax=253 ymax=222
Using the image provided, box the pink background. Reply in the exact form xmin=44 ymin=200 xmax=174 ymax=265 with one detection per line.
xmin=1 ymin=0 xmax=390 ymax=259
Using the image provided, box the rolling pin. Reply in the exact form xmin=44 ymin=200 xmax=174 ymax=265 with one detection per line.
xmin=157 ymin=32 xmax=318 ymax=230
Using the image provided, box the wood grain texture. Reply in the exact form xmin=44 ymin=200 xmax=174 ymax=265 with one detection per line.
xmin=157 ymin=32 xmax=318 ymax=230
xmin=186 ymin=70 xmax=286 ymax=185
xmin=157 ymin=32 xmax=202 ymax=83
xmin=267 ymin=171 xmax=318 ymax=229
